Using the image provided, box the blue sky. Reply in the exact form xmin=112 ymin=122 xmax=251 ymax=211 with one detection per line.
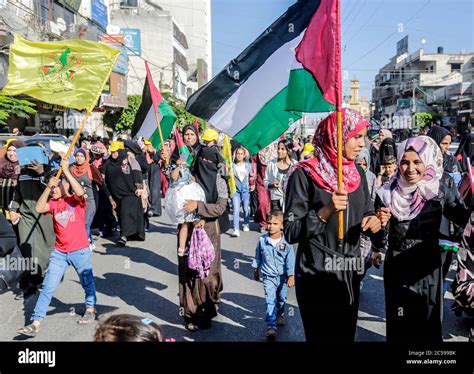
xmin=211 ymin=0 xmax=473 ymax=101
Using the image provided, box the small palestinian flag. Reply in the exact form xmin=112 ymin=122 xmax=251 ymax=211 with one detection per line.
xmin=132 ymin=62 xmax=176 ymax=150
xmin=185 ymin=0 xmax=338 ymax=155
xmin=174 ymin=127 xmax=193 ymax=167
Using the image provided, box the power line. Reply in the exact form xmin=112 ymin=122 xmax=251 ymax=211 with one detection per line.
xmin=341 ymin=0 xmax=358 ymax=25
xmin=344 ymin=0 xmax=386 ymax=46
xmin=345 ymin=0 xmax=433 ymax=68
xmin=3 ymin=0 xmax=174 ymax=72
xmin=342 ymin=0 xmax=368 ymax=37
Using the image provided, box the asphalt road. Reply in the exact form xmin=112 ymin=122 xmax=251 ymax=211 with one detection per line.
xmin=0 ymin=210 xmax=470 ymax=342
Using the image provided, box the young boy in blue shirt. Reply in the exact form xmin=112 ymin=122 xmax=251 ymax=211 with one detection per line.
xmin=252 ymin=209 xmax=295 ymax=340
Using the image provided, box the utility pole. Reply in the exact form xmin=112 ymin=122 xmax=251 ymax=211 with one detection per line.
xmin=412 ymin=78 xmax=417 ymax=131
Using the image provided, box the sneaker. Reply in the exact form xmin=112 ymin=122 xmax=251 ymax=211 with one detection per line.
xmin=231 ymin=229 xmax=240 ymax=237
xmin=260 ymin=226 xmax=266 ymax=233
xmin=266 ymin=328 xmax=277 ymax=341
xmin=276 ymin=315 xmax=285 ymax=326
xmin=242 ymin=224 xmax=250 ymax=232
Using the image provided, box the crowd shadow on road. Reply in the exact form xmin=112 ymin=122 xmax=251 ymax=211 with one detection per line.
xmin=220 ymin=247 xmax=255 ymax=279
xmin=99 ymin=244 xmax=178 ymax=277
xmin=12 ymin=296 xmax=118 ymax=341
xmin=92 ymin=272 xmax=198 ymax=341
xmin=195 ymin=292 xmax=304 ymax=342
xmin=356 ymin=266 xmax=386 ymax=342
xmin=93 ymin=272 xmax=176 ymax=322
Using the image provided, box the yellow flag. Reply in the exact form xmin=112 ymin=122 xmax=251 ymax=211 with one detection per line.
xmin=222 ymin=134 xmax=237 ymax=197
xmin=1 ymin=35 xmax=120 ymax=112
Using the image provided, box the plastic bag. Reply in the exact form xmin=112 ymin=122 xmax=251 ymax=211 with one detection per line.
xmin=164 ymin=182 xmax=205 ymax=225
xmin=187 ymin=228 xmax=215 ymax=279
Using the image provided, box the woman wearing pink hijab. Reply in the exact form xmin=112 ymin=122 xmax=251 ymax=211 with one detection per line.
xmin=284 ymin=109 xmax=384 ymax=342
xmin=376 ymin=136 xmax=469 ymax=343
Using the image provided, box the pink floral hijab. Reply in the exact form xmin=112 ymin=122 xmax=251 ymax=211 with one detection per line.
xmin=293 ymin=108 xmax=369 ymax=193
xmin=377 ymin=136 xmax=444 ymax=221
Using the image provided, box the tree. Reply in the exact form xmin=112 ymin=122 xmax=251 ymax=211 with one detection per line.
xmin=414 ymin=112 xmax=433 ymax=129
xmin=162 ymin=92 xmax=206 ymax=132
xmin=102 ymin=95 xmax=142 ymax=133
xmin=0 ymin=95 xmax=37 ymax=126
xmin=102 ymin=93 xmax=206 ymax=134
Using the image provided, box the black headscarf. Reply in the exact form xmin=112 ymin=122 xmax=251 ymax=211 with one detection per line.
xmin=109 ymin=149 xmax=129 ymax=166
xmin=123 ymin=140 xmax=142 ymax=155
xmin=171 ymin=124 xmax=201 ymax=164
xmin=427 ymin=125 xmax=451 ymax=146
xmin=193 ymin=145 xmax=224 ymax=204
xmin=379 ymin=138 xmax=397 ymax=164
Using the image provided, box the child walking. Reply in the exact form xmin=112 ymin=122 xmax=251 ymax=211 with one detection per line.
xmin=252 ymin=209 xmax=295 ymax=340
xmin=17 ymin=154 xmax=97 ymax=337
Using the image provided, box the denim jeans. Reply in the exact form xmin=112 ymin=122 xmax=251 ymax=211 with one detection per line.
xmin=85 ymin=208 xmax=96 ymax=245
xmin=263 ymin=275 xmax=287 ymax=329
xmin=32 ymin=248 xmax=96 ymax=321
xmin=232 ymin=190 xmax=250 ymax=230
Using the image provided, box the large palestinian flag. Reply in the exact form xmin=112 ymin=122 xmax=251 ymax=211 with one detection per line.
xmin=186 ymin=0 xmax=339 ymax=155
xmin=132 ymin=62 xmax=176 ymax=150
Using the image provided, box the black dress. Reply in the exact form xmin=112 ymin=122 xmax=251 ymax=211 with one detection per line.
xmin=375 ymin=181 xmax=469 ymax=343
xmin=284 ymin=166 xmax=384 ymax=342
xmin=147 ymin=153 xmax=162 ymax=216
xmin=103 ymin=153 xmax=145 ymax=241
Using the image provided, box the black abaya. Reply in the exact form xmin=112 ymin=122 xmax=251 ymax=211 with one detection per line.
xmin=284 ymin=167 xmax=384 ymax=342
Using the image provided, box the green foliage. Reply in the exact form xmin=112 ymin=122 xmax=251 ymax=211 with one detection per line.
xmin=0 ymin=95 xmax=37 ymax=125
xmin=414 ymin=112 xmax=433 ymax=128
xmin=162 ymin=92 xmax=206 ymax=132
xmin=102 ymin=95 xmax=142 ymax=132
xmin=102 ymin=93 xmax=206 ymax=134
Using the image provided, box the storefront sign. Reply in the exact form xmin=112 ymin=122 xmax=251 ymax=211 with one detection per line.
xmin=91 ymin=0 xmax=108 ymax=30
xmin=100 ymin=94 xmax=128 ymax=108
xmin=121 ymin=28 xmax=141 ymax=56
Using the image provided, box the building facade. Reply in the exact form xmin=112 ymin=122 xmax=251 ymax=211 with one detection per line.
xmin=0 ymin=0 xmax=128 ymax=136
xmin=373 ymin=42 xmax=473 ymax=131
xmin=110 ymin=1 xmax=190 ymax=101
xmin=156 ymin=0 xmax=211 ymax=92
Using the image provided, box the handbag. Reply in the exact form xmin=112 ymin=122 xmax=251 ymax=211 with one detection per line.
xmin=187 ymin=227 xmax=215 ymax=279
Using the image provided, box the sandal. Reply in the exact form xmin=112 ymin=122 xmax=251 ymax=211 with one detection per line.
xmin=17 ymin=324 xmax=39 ymax=337
xmin=78 ymin=310 xmax=96 ymax=325
xmin=117 ymin=237 xmax=127 ymax=247
xmin=185 ymin=322 xmax=199 ymax=332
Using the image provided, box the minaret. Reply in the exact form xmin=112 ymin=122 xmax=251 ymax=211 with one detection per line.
xmin=350 ymin=78 xmax=361 ymax=112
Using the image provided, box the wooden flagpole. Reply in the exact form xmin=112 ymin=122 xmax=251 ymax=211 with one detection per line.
xmin=55 ymin=110 xmax=91 ymax=178
xmin=153 ymin=108 xmax=166 ymax=151
xmin=336 ymin=0 xmax=344 ymax=240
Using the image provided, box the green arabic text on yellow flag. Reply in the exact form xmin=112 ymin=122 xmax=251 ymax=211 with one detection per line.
xmin=1 ymin=35 xmax=120 ymax=112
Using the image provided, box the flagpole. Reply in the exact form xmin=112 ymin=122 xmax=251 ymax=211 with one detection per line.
xmin=153 ymin=110 xmax=166 ymax=157
xmin=55 ymin=110 xmax=92 ymax=178
xmin=335 ymin=0 xmax=344 ymax=241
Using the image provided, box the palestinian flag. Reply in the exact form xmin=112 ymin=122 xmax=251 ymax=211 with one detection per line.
xmin=174 ymin=127 xmax=193 ymax=167
xmin=132 ymin=62 xmax=176 ymax=150
xmin=185 ymin=0 xmax=338 ymax=155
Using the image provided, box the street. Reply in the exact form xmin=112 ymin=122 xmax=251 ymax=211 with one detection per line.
xmin=0 ymin=210 xmax=470 ymax=342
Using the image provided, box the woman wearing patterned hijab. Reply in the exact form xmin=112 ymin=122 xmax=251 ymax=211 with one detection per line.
xmin=376 ymin=136 xmax=469 ymax=343
xmin=284 ymin=108 xmax=385 ymax=343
